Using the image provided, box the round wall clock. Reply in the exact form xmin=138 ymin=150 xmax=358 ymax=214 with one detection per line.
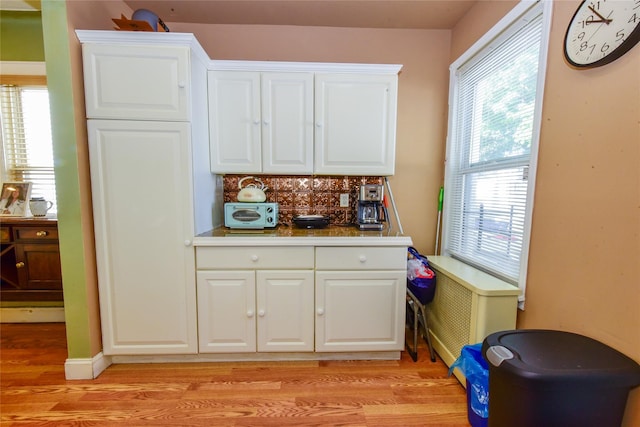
xmin=564 ymin=0 xmax=640 ymax=68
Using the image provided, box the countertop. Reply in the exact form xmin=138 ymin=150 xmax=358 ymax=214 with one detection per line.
xmin=194 ymin=224 xmax=413 ymax=247
xmin=0 ymin=216 xmax=58 ymax=225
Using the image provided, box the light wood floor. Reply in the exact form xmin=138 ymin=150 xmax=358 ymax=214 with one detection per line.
xmin=1 ymin=323 xmax=470 ymax=426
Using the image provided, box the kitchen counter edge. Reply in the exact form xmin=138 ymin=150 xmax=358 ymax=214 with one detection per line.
xmin=193 ymin=231 xmax=413 ymax=247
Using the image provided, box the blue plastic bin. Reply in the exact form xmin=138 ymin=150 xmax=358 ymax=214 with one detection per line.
xmin=449 ymin=343 xmax=489 ymax=427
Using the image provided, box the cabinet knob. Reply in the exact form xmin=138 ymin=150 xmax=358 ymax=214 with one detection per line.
xmin=316 ymin=122 xmax=322 ymax=128
xmin=247 ymin=310 xmax=254 ymax=318
xmin=16 ymin=262 xmax=25 ymax=269
xmin=178 ymin=81 xmax=186 ymax=88
xmin=184 ymin=240 xmax=192 ymax=247
xmin=250 ymin=254 xmax=259 ymax=262
xmin=263 ymin=120 xmax=270 ymax=125
xmin=258 ymin=310 xmax=265 ymax=317
xmin=359 ymin=255 xmax=367 ymax=263
xmin=36 ymin=230 xmax=48 ymax=237
xmin=317 ymin=308 xmax=324 ymax=316
xmin=253 ymin=119 xmax=260 ymax=125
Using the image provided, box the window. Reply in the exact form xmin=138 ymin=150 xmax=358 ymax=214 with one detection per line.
xmin=0 ymin=78 xmax=57 ymax=215
xmin=442 ymin=0 xmax=552 ymax=301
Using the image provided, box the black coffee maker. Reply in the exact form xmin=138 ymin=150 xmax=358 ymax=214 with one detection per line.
xmin=357 ymin=184 xmax=387 ymax=230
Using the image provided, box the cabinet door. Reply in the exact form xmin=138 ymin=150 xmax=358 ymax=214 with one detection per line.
xmin=261 ymin=73 xmax=314 ymax=174
xmin=88 ymin=120 xmax=197 ymax=355
xmin=314 ymin=73 xmax=398 ymax=175
xmin=208 ymin=71 xmax=262 ymax=173
xmin=197 ymin=271 xmax=256 ymax=353
xmin=14 ymin=243 xmax=62 ymax=291
xmin=1 ymin=223 xmax=63 ymax=301
xmin=315 ymin=270 xmax=406 ymax=352
xmin=82 ymin=44 xmax=190 ymax=121
xmin=256 ymin=270 xmax=315 ymax=352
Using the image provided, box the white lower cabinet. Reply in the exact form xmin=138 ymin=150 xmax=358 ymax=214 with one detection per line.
xmin=197 ymin=270 xmax=256 ymax=352
xmin=197 ymin=270 xmax=314 ymax=353
xmin=256 ymin=270 xmax=315 ymax=351
xmin=315 ymin=271 xmax=406 ymax=352
xmin=315 ymin=247 xmax=407 ymax=352
xmin=196 ymin=247 xmax=315 ymax=353
xmin=195 ymin=245 xmax=407 ymax=355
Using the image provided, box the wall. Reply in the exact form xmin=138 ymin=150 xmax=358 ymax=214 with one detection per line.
xmin=452 ymin=1 xmax=640 ymax=425
xmin=39 ymin=0 xmax=99 ymax=359
xmin=222 ymin=175 xmax=382 ymax=225
xmin=42 ymin=0 xmax=132 ymax=361
xmin=0 ymin=10 xmax=44 ymax=61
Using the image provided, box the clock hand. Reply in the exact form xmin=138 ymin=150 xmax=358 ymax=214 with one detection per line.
xmin=585 ymin=18 xmax=612 ymax=24
xmin=588 ymin=5 xmax=612 ymax=24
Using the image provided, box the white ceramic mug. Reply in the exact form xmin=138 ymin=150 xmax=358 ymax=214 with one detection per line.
xmin=29 ymin=198 xmax=53 ymax=217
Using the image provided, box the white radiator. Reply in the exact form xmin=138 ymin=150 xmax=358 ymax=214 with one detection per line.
xmin=425 ymin=256 xmax=520 ymax=384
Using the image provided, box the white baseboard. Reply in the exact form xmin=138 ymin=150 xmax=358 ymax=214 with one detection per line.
xmin=0 ymin=307 xmax=65 ymax=323
xmin=64 ymin=352 xmax=112 ymax=380
xmin=110 ymin=351 xmax=401 ymax=364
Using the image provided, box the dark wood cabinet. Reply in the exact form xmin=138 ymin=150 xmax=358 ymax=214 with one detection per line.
xmin=0 ymin=218 xmax=63 ymax=301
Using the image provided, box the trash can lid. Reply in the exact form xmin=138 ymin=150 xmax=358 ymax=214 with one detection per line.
xmin=483 ymin=330 xmax=640 ymax=387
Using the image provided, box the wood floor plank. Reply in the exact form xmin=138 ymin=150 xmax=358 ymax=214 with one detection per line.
xmin=0 ymin=322 xmax=470 ymax=426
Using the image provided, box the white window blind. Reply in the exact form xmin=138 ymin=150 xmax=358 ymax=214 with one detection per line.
xmin=0 ymin=84 xmax=57 ymax=214
xmin=443 ymin=1 xmax=551 ymax=297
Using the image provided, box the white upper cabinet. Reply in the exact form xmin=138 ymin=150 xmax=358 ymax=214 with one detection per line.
xmin=208 ymin=62 xmax=401 ymax=176
xmin=314 ymin=73 xmax=398 ymax=176
xmin=261 ymin=73 xmax=314 ymax=174
xmin=208 ymin=71 xmax=314 ymax=174
xmin=82 ymin=43 xmax=190 ymax=121
xmin=208 ymin=71 xmax=262 ymax=173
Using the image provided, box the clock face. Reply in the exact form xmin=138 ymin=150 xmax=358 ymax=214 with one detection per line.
xmin=564 ymin=0 xmax=640 ymax=68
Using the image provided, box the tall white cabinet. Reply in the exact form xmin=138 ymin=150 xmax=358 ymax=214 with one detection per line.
xmin=77 ymin=31 xmax=216 ymax=355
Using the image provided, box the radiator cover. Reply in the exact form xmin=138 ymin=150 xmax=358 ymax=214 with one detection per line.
xmin=425 ymin=256 xmax=520 ymax=384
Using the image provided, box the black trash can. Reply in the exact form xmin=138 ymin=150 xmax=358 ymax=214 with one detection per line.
xmin=482 ymin=329 xmax=640 ymax=427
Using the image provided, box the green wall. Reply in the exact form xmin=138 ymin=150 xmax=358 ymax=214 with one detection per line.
xmin=42 ymin=0 xmax=96 ymax=359
xmin=0 ymin=10 xmax=45 ymax=61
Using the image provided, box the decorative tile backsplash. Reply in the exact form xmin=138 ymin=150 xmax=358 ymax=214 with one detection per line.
xmin=223 ymin=175 xmax=384 ymax=225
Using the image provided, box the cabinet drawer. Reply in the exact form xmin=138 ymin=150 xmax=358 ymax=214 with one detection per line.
xmin=196 ymin=246 xmax=314 ymax=269
xmin=14 ymin=227 xmax=58 ymax=241
xmin=0 ymin=226 xmax=11 ymax=243
xmin=315 ymin=247 xmax=406 ymax=270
